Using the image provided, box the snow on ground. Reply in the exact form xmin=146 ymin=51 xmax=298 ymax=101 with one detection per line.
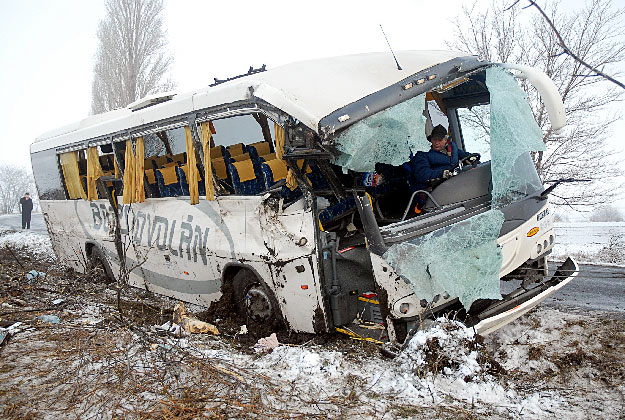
xmin=551 ymin=222 xmax=625 ymax=265
xmin=0 ymin=228 xmax=54 ymax=262
xmin=1 ymin=221 xmax=624 ymax=418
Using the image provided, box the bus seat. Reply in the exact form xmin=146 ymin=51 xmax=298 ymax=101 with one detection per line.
xmin=231 ymin=152 xmax=252 ymax=162
xmin=155 ymin=166 xmax=182 ymax=197
xmin=227 ymin=143 xmax=246 ymax=158
xmin=144 ymin=168 xmax=160 ymax=197
xmin=211 ymin=157 xmax=229 ymax=180
xmin=160 ymin=161 xmax=179 ymax=168
xmin=210 ymin=145 xmax=226 ymax=159
xmin=144 ymin=156 xmax=157 ymax=170
xmin=177 ymin=165 xmax=206 ymax=196
xmin=297 ymin=160 xmax=329 ymax=190
xmin=260 ymin=152 xmax=277 ymax=162
xmin=248 ymin=141 xmax=272 ymax=161
xmin=318 ymin=196 xmax=357 ymax=230
xmin=261 ymin=159 xmax=288 ymax=189
xmin=172 ymin=152 xmax=186 ymax=165
xmin=228 ymin=160 xmax=263 ymax=195
xmin=154 ymin=155 xmax=169 ymax=167
xmin=145 ymin=168 xmax=156 ymax=185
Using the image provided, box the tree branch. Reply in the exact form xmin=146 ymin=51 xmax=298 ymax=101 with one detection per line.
xmin=523 ymin=0 xmax=625 ymax=89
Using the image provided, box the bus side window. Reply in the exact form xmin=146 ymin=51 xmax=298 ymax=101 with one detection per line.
xmin=209 ymin=113 xmax=276 ymax=196
xmin=31 ymin=148 xmax=68 ymax=200
xmin=58 ymin=150 xmax=87 ymax=200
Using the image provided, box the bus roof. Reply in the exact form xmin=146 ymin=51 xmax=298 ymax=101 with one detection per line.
xmin=32 ymin=50 xmax=470 ymax=153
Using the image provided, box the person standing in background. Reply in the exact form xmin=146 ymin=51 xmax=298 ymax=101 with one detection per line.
xmin=19 ymin=192 xmax=33 ymax=229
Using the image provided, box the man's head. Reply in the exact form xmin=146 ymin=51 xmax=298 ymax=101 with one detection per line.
xmin=25 ymin=193 xmax=30 ymax=199
xmin=427 ymin=125 xmax=448 ymax=152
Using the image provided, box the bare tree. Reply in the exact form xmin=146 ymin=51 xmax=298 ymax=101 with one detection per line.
xmin=449 ymin=0 xmax=625 ymax=207
xmin=589 ymin=205 xmax=624 ymax=222
xmin=91 ymin=0 xmax=175 ymax=114
xmin=0 ymin=165 xmax=36 ymax=214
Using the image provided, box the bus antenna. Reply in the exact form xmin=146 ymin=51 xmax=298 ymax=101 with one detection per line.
xmin=380 ymin=25 xmax=402 ymax=71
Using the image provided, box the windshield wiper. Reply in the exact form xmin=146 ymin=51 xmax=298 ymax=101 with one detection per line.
xmin=538 ymin=178 xmax=591 ymax=200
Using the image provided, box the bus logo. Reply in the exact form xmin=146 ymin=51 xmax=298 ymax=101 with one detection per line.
xmin=527 ymin=227 xmax=540 ymax=237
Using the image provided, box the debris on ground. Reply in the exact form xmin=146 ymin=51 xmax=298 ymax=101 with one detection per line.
xmin=36 ymin=314 xmax=60 ymax=324
xmin=254 ymin=332 xmax=280 ymax=353
xmin=1 ymin=227 xmax=624 ymax=419
xmin=172 ymin=302 xmax=219 ymax=335
xmin=25 ymin=270 xmax=45 ymax=283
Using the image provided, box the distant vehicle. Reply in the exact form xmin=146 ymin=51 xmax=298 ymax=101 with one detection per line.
xmin=30 ymin=51 xmax=578 ymax=344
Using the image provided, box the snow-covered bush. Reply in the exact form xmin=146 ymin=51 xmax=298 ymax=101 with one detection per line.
xmin=398 ymin=318 xmax=504 ymax=381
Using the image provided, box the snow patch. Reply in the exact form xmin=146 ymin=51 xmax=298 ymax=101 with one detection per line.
xmin=0 ymin=229 xmax=55 ymax=261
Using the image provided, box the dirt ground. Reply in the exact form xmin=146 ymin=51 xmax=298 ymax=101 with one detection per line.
xmin=1 ymin=244 xmax=624 ymax=419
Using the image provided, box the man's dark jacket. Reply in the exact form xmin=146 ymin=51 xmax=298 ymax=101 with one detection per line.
xmin=410 ymin=141 xmax=471 ymax=191
xmin=19 ymin=197 xmax=33 ymax=214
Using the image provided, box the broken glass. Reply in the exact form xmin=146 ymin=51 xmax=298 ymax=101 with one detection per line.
xmin=383 ymin=209 xmax=504 ymax=309
xmin=382 ymin=66 xmax=547 ymax=310
xmin=333 ymin=94 xmax=431 ymax=172
xmin=486 ymin=66 xmax=545 ymax=207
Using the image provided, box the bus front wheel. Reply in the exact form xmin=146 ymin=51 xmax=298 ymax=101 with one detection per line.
xmin=88 ymin=247 xmax=114 ymax=284
xmin=232 ymin=270 xmax=282 ymax=325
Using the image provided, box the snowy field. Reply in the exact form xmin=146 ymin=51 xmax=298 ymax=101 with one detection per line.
xmin=551 ymin=222 xmax=625 ymax=265
xmin=1 ymin=221 xmax=624 ymax=418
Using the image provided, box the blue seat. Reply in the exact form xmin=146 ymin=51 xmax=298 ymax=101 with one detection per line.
xmin=226 ymin=143 xmax=246 ymax=159
xmin=318 ymin=196 xmax=357 ymax=229
xmin=248 ymin=141 xmax=272 ymax=162
xmin=155 ymin=166 xmax=182 ymax=197
xmin=176 ymin=165 xmax=206 ymax=196
xmin=260 ymin=159 xmax=288 ymax=189
xmin=228 ymin=159 xmax=264 ymax=195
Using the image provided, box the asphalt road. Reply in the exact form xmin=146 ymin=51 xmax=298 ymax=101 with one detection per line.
xmin=544 ymin=263 xmax=625 ymax=316
xmin=0 ymin=213 xmax=47 ymax=233
xmin=0 ymin=213 xmax=623 ymax=316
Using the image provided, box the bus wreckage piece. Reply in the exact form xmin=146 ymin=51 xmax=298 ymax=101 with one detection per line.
xmin=31 ymin=51 xmax=577 ymax=346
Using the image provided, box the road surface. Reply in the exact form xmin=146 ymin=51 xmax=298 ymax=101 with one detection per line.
xmin=544 ymin=263 xmax=625 ymax=316
xmin=0 ymin=213 xmax=46 ymax=233
xmin=0 ymin=214 xmax=623 ymax=316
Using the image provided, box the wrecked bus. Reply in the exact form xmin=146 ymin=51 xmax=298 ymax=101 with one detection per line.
xmin=30 ymin=51 xmax=578 ymax=344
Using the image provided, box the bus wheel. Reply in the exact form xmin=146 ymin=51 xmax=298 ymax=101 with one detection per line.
xmin=232 ymin=270 xmax=281 ymax=324
xmin=88 ymin=247 xmax=114 ymax=284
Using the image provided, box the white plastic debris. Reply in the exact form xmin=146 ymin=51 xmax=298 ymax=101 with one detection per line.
xmin=254 ymin=333 xmax=280 ymax=353
xmin=239 ymin=325 xmax=248 ymax=335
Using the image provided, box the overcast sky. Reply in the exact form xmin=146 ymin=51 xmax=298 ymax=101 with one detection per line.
xmin=0 ymin=0 xmax=623 ymax=209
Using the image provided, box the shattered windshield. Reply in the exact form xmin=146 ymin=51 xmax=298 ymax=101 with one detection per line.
xmin=333 ymin=94 xmax=431 ymax=172
xmin=382 ymin=66 xmax=547 ymax=310
xmin=486 ymin=66 xmax=545 ymax=206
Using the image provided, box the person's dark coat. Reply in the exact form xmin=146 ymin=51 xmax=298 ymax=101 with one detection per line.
xmin=410 ymin=140 xmax=471 ymax=191
xmin=19 ymin=197 xmax=33 ymax=214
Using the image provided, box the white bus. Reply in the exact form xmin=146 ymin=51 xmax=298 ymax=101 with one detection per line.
xmin=31 ymin=51 xmax=578 ymax=344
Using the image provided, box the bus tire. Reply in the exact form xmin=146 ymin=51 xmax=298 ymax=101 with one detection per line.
xmin=232 ymin=269 xmax=282 ymax=325
xmin=88 ymin=247 xmax=114 ymax=284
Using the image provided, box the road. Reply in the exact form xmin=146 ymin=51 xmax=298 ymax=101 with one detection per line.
xmin=0 ymin=213 xmax=47 ymax=233
xmin=0 ymin=214 xmax=623 ymax=316
xmin=544 ymin=263 xmax=625 ymax=316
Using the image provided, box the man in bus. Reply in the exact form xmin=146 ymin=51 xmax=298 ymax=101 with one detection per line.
xmin=407 ymin=125 xmax=478 ymax=214
xmin=410 ymin=124 xmax=478 ymax=190
xmin=19 ymin=192 xmax=33 ymax=229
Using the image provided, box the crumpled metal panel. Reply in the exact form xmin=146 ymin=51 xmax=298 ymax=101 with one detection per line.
xmin=383 ymin=209 xmax=504 ymax=309
xmin=333 ymin=94 xmax=430 ymax=172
